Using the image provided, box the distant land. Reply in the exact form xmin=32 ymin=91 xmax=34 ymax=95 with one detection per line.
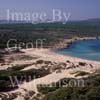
xmin=0 ymin=18 xmax=100 ymax=25
xmin=66 ymin=18 xmax=100 ymax=26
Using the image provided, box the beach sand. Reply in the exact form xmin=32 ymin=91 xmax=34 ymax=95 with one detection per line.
xmin=8 ymin=48 xmax=100 ymax=98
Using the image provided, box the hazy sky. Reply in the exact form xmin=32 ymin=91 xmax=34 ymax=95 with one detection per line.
xmin=0 ymin=0 xmax=100 ymax=20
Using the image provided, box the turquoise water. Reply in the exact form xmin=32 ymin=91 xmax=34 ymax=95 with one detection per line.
xmin=55 ymin=39 xmax=100 ymax=61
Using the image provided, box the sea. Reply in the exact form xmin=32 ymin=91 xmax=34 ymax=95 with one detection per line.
xmin=55 ymin=39 xmax=100 ymax=61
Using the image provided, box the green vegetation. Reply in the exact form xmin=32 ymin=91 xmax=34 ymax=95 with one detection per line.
xmin=36 ymin=60 xmax=44 ymax=64
xmin=0 ymin=22 xmax=100 ymax=98
xmin=78 ymin=62 xmax=87 ymax=66
xmin=75 ymin=71 xmax=90 ymax=77
xmin=37 ymin=78 xmax=71 ymax=94
xmin=0 ymin=67 xmax=50 ymax=92
xmin=43 ymin=86 xmax=100 ymax=100
xmin=0 ymin=23 xmax=100 ymax=49
xmin=7 ymin=63 xmax=34 ymax=71
xmin=37 ymin=74 xmax=100 ymax=100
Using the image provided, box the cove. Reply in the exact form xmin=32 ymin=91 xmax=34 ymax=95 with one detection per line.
xmin=55 ymin=39 xmax=100 ymax=61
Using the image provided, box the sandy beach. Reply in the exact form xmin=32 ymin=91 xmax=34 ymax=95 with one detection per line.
xmin=6 ymin=48 xmax=99 ymax=99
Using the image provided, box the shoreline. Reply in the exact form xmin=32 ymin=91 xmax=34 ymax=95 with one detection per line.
xmin=0 ymin=37 xmax=100 ymax=98
xmin=9 ymin=48 xmax=100 ymax=94
xmin=1 ymin=37 xmax=100 ymax=69
xmin=1 ymin=48 xmax=100 ymax=99
xmin=52 ymin=36 xmax=99 ymax=50
xmin=22 ymin=48 xmax=100 ymax=65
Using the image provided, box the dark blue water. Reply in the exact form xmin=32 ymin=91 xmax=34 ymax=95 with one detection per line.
xmin=55 ymin=39 xmax=100 ymax=61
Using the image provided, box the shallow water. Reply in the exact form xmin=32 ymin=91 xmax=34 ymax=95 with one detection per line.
xmin=55 ymin=39 xmax=100 ymax=61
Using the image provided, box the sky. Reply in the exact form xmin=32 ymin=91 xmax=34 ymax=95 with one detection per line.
xmin=0 ymin=0 xmax=100 ymax=21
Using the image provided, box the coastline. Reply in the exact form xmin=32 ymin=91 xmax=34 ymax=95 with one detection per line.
xmin=9 ymin=48 xmax=100 ymax=94
xmin=1 ymin=47 xmax=100 ymax=99
xmin=1 ymin=37 xmax=100 ymax=70
xmin=52 ymin=36 xmax=99 ymax=50
xmin=1 ymin=38 xmax=100 ymax=99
